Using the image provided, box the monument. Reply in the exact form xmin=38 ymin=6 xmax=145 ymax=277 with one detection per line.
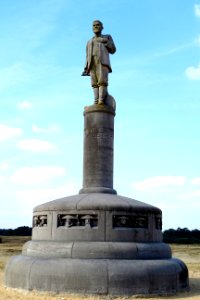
xmin=4 ymin=21 xmax=189 ymax=295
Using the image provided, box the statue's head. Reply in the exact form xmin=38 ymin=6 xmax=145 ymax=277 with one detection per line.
xmin=92 ymin=20 xmax=103 ymax=34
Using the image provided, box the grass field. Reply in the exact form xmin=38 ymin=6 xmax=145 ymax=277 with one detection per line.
xmin=0 ymin=236 xmax=200 ymax=300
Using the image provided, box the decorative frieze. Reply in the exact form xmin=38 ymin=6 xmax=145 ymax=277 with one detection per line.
xmin=57 ymin=214 xmax=98 ymax=228
xmin=33 ymin=215 xmax=48 ymax=227
xmin=113 ymin=215 xmax=148 ymax=229
xmin=155 ymin=216 xmax=162 ymax=230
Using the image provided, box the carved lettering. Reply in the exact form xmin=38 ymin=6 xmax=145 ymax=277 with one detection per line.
xmin=85 ymin=127 xmax=113 ymax=149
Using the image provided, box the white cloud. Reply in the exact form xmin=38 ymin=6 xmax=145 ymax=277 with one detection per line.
xmin=178 ymin=189 xmax=200 ymax=200
xmin=133 ymin=176 xmax=186 ymax=191
xmin=0 ymin=163 xmax=9 ymax=170
xmin=0 ymin=124 xmax=23 ymax=142
xmin=18 ymin=101 xmax=33 ymax=110
xmin=0 ymin=176 xmax=6 ymax=184
xmin=185 ymin=64 xmax=200 ymax=80
xmin=32 ymin=124 xmax=60 ymax=133
xmin=188 ymin=190 xmax=200 ymax=198
xmin=11 ymin=166 xmax=66 ymax=185
xmin=17 ymin=138 xmax=56 ymax=152
xmin=0 ymin=175 xmax=8 ymax=193
xmin=194 ymin=4 xmax=200 ymax=17
xmin=190 ymin=177 xmax=200 ymax=185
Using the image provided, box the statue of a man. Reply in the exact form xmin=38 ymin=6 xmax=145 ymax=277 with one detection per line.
xmin=82 ymin=20 xmax=116 ymax=105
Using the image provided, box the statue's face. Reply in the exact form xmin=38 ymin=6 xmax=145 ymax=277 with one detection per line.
xmin=92 ymin=21 xmax=102 ymax=34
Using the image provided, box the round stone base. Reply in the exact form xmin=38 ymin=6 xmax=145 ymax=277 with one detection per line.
xmin=4 ymin=255 xmax=189 ymax=295
xmin=22 ymin=241 xmax=172 ymax=259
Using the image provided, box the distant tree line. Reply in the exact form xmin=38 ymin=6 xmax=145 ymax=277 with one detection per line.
xmin=0 ymin=226 xmax=32 ymax=236
xmin=163 ymin=227 xmax=200 ymax=244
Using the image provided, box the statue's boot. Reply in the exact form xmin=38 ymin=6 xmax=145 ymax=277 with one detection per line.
xmin=98 ymin=86 xmax=107 ymax=105
xmin=93 ymin=87 xmax=99 ymax=104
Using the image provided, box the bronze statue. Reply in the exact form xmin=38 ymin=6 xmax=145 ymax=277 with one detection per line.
xmin=82 ymin=20 xmax=116 ymax=105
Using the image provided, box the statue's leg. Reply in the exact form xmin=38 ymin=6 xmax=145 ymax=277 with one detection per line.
xmin=98 ymin=86 xmax=107 ymax=105
xmin=93 ymin=86 xmax=99 ymax=104
xmin=98 ymin=65 xmax=109 ymax=105
xmin=90 ymin=65 xmax=99 ymax=104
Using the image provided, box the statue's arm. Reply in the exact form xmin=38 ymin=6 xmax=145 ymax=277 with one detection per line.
xmin=105 ymin=35 xmax=116 ymax=54
xmin=81 ymin=42 xmax=90 ymax=76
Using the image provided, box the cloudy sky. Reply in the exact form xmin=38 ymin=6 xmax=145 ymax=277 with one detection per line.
xmin=1 ymin=0 xmax=200 ymax=230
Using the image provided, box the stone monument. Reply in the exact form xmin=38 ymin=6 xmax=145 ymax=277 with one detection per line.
xmin=4 ymin=21 xmax=189 ymax=295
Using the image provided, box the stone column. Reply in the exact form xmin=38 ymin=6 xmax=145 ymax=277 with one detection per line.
xmin=79 ymin=104 xmax=117 ymax=194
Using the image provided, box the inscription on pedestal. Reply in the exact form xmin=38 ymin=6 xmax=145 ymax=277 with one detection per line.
xmin=85 ymin=127 xmax=113 ymax=149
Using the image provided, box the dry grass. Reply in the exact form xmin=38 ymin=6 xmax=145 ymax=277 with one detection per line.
xmin=0 ymin=237 xmax=200 ymax=300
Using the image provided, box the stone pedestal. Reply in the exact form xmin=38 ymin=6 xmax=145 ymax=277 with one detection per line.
xmin=4 ymin=103 xmax=189 ymax=295
xmin=80 ymin=105 xmax=116 ymax=194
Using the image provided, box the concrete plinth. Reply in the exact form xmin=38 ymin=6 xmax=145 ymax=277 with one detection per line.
xmin=4 ymin=193 xmax=189 ymax=295
xmin=4 ymin=103 xmax=189 ymax=295
xmin=5 ymin=255 xmax=188 ymax=295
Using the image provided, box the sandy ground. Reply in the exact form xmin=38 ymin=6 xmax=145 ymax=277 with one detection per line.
xmin=0 ymin=238 xmax=199 ymax=300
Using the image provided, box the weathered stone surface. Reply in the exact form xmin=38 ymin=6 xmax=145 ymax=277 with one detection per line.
xmin=80 ymin=105 xmax=116 ymax=194
xmin=22 ymin=241 xmax=171 ymax=259
xmin=4 ymin=255 xmax=34 ymax=290
xmin=4 ymin=102 xmax=189 ymax=295
xmin=31 ymin=193 xmax=162 ymax=242
xmin=33 ymin=193 xmax=161 ymax=213
xmin=5 ymin=255 xmax=189 ymax=295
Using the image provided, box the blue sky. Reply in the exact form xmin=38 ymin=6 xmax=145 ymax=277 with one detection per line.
xmin=1 ymin=0 xmax=200 ymax=230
